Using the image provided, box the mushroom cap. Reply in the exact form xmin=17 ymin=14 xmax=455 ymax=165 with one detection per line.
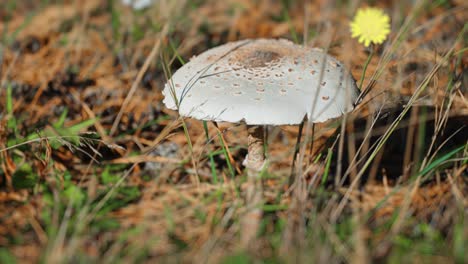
xmin=163 ymin=38 xmax=359 ymax=125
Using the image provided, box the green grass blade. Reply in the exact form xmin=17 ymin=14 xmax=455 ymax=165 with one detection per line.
xmin=217 ymin=131 xmax=235 ymax=178
xmin=322 ymin=147 xmax=333 ymax=185
xmin=417 ymin=145 xmax=465 ymax=178
xmin=6 ymin=83 xmax=17 ymax=131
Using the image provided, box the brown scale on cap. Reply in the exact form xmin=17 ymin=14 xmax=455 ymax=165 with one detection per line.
xmin=242 ymin=50 xmax=281 ymax=68
xmin=232 ymin=48 xmax=281 ymax=66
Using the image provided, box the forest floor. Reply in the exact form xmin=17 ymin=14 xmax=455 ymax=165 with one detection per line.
xmin=0 ymin=0 xmax=467 ymax=263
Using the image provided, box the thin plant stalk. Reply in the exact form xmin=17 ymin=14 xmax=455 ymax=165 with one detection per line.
xmin=358 ymin=45 xmax=374 ymax=91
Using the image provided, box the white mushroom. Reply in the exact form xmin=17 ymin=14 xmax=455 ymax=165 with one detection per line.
xmin=163 ymin=38 xmax=359 ymax=126
xmin=121 ymin=0 xmax=154 ymax=10
xmin=163 ymin=38 xmax=359 ymax=173
xmin=162 ymin=38 xmax=359 ymax=247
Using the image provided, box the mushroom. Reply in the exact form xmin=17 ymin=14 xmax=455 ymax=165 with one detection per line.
xmin=121 ymin=0 xmax=154 ymax=10
xmin=162 ymin=38 xmax=359 ymax=246
xmin=163 ymin=38 xmax=359 ymax=174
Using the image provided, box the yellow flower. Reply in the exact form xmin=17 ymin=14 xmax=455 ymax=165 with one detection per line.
xmin=350 ymin=7 xmax=390 ymax=47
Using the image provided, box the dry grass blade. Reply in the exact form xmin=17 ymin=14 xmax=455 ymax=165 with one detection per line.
xmin=109 ymin=24 xmax=169 ymax=137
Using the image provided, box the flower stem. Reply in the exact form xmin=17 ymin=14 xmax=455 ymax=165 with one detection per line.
xmin=358 ymin=45 xmax=374 ymax=91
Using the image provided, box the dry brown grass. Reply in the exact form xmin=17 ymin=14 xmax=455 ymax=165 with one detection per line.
xmin=0 ymin=0 xmax=466 ymax=263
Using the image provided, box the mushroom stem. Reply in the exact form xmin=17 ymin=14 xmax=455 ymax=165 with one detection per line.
xmin=241 ymin=125 xmax=265 ymax=248
xmin=245 ymin=125 xmax=265 ymax=173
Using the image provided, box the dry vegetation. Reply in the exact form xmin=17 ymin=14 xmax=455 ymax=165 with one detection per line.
xmin=0 ymin=0 xmax=467 ymax=263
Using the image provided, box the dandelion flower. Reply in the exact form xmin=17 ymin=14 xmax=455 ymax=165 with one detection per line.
xmin=350 ymin=7 xmax=390 ymax=47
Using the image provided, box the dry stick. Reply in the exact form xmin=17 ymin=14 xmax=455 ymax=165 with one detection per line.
xmin=346 ymin=121 xmax=358 ymax=181
xmin=303 ymin=3 xmax=310 ymax=45
xmin=28 ymin=214 xmax=48 ymax=245
xmin=307 ymin=123 xmax=316 ymax=158
xmin=402 ymin=106 xmax=418 ymax=180
xmin=289 ymin=120 xmax=305 ymax=182
xmin=109 ymin=24 xmax=169 ymax=137
xmin=389 ymin=175 xmax=423 ymax=236
xmin=367 ymin=143 xmax=386 ymax=183
xmin=240 ymin=125 xmax=264 ymax=249
xmin=446 ymin=167 xmax=466 ymax=204
xmin=335 ymin=111 xmax=348 ymax=187
xmin=351 ymin=206 xmax=369 ymax=264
